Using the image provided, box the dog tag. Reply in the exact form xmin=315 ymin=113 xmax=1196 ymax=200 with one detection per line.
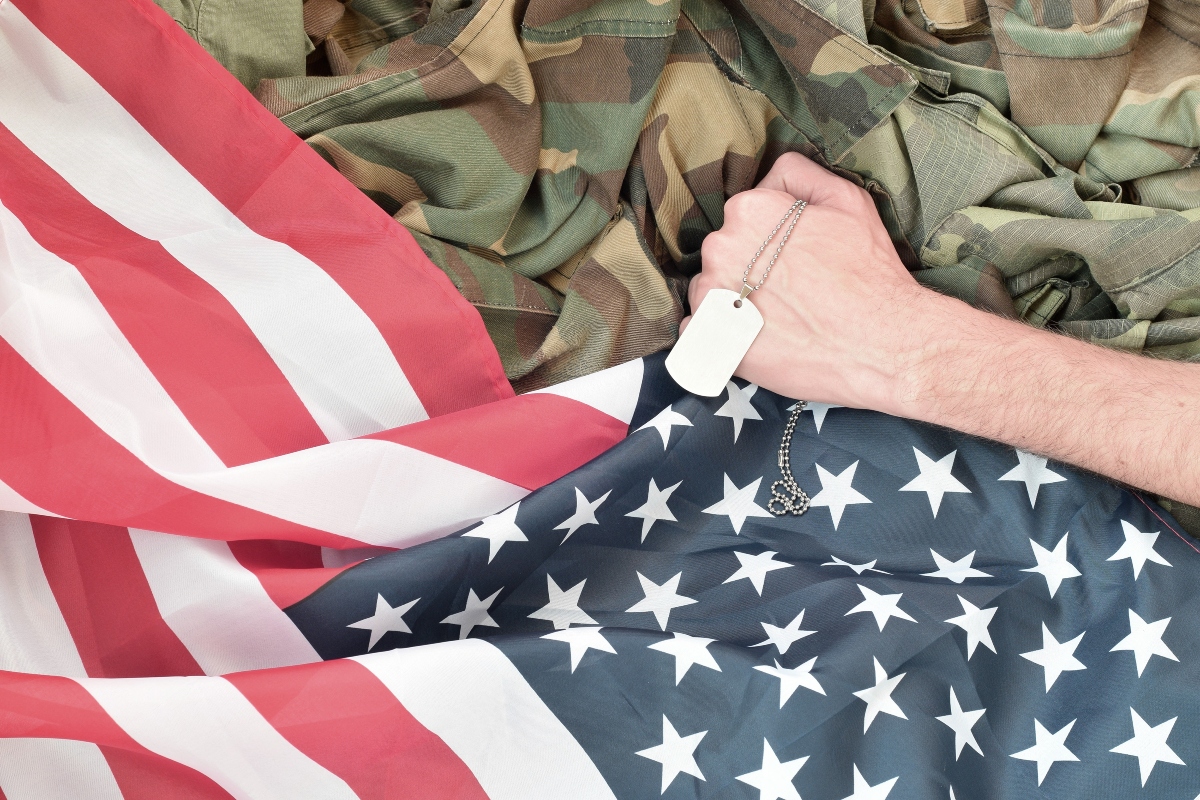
xmin=666 ymin=288 xmax=764 ymax=396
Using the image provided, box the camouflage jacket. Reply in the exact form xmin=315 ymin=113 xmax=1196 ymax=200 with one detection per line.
xmin=159 ymin=0 xmax=1200 ymax=530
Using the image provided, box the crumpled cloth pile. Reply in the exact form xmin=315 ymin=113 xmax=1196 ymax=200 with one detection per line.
xmin=156 ymin=0 xmax=1200 ymax=530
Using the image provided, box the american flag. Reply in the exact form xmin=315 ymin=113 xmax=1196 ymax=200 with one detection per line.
xmin=0 ymin=0 xmax=1197 ymax=798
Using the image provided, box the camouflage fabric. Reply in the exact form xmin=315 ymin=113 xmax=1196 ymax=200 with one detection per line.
xmin=152 ymin=0 xmax=310 ymax=89
xmin=158 ymin=0 xmax=1200 ymax=528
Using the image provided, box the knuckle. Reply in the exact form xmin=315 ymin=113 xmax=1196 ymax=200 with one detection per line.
xmin=699 ymin=230 xmax=722 ymax=264
xmin=776 ymin=151 xmax=806 ymax=171
xmin=722 ymin=190 xmax=753 ymax=221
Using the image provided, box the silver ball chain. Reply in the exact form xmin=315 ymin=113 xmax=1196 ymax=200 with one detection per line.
xmin=769 ymin=401 xmax=810 ymax=516
xmin=738 ymin=200 xmax=812 ymax=517
xmin=738 ymin=199 xmax=807 ymax=302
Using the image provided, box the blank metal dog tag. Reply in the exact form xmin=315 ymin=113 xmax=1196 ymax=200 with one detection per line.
xmin=665 ymin=288 xmax=764 ymax=396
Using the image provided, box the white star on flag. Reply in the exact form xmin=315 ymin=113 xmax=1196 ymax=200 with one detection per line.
xmin=636 ymin=715 xmax=706 ymax=794
xmin=626 ymin=478 xmax=681 ymax=542
xmin=1011 ymin=719 xmax=1079 ymax=785
xmin=822 ymin=554 xmax=890 ymax=575
xmin=899 ymin=448 xmax=971 ymax=516
xmin=648 ymin=632 xmax=722 ymax=684
xmin=854 ymin=657 xmax=908 ymax=732
xmin=999 ymin=449 xmax=1066 ymax=507
xmin=542 ymin=626 xmax=616 ymax=672
xmin=703 ymin=474 xmax=772 ymax=534
xmin=923 ymin=549 xmax=991 ymax=583
xmin=1108 ymin=520 xmax=1171 ymax=578
xmin=441 ymin=587 xmax=502 ymax=639
xmin=810 ymin=461 xmax=872 ymax=529
xmin=735 ymin=739 xmax=807 ymax=800
xmin=935 ymin=687 xmax=985 ymax=759
xmin=347 ymin=593 xmax=419 ymax=650
xmin=839 ymin=765 xmax=898 ymax=800
xmin=755 ymin=657 xmax=824 ymax=707
xmin=528 ymin=574 xmax=596 ymax=630
xmin=554 ymin=487 xmax=611 ymax=542
xmin=1020 ymin=623 xmax=1086 ymax=691
xmin=724 ymin=550 xmax=793 ymax=595
xmin=753 ymin=610 xmax=816 ymax=655
xmin=1022 ymin=533 xmax=1080 ymax=597
xmin=626 ymin=571 xmax=698 ymax=630
xmin=715 ymin=381 xmax=762 ymax=442
xmin=635 ymin=404 xmax=693 ymax=448
xmin=790 ymin=401 xmax=843 ymax=433
xmin=945 ymin=595 xmax=998 ymax=658
xmin=846 ymin=584 xmax=916 ymax=631
xmin=1110 ymin=610 xmax=1177 ymax=676
xmin=1110 ymin=708 xmax=1185 ymax=786
xmin=462 ymin=503 xmax=526 ymax=562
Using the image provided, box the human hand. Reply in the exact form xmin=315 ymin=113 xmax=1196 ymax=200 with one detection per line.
xmin=683 ymin=152 xmax=950 ymax=415
xmin=685 ymin=154 xmax=1200 ymax=509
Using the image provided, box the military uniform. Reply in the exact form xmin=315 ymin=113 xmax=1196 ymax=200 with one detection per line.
xmin=156 ymin=0 xmax=1200 ymax=532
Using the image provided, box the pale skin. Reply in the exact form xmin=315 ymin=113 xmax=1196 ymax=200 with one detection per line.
xmin=685 ymin=152 xmax=1200 ymax=507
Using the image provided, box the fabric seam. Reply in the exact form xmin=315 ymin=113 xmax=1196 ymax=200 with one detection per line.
xmin=1108 ymin=233 xmax=1200 ymax=296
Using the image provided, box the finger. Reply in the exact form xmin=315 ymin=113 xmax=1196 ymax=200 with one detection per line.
xmin=720 ymin=188 xmax=805 ymax=235
xmin=757 ymin=152 xmax=861 ymax=211
xmin=678 ymin=315 xmax=691 ymax=335
xmin=687 ymin=272 xmax=708 ymax=310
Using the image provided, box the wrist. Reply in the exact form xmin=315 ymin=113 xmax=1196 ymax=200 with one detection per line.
xmin=868 ymin=283 xmax=969 ymax=419
xmin=876 ymin=287 xmax=992 ymax=422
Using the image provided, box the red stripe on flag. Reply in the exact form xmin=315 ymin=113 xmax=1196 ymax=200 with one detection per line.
xmin=12 ymin=0 xmax=514 ymax=417
xmin=0 ymin=671 xmax=232 ymax=799
xmin=226 ymin=660 xmax=489 ymax=800
xmin=100 ymin=746 xmax=236 ymax=800
xmin=369 ymin=394 xmax=630 ymax=491
xmin=30 ymin=517 xmax=203 ymax=679
xmin=226 ymin=541 xmax=356 ymax=610
xmin=0 ymin=122 xmax=328 ymax=467
xmin=0 ymin=340 xmax=361 ymax=547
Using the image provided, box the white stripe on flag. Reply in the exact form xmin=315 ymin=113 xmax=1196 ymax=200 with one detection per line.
xmin=0 ymin=477 xmax=60 ymax=517
xmin=532 ymin=358 xmax=644 ymax=425
xmin=181 ymin=439 xmax=528 ymax=547
xmin=0 ymin=515 xmax=120 ymax=800
xmin=320 ymin=545 xmax=389 ymax=568
xmin=354 ymin=640 xmax=618 ymax=800
xmin=0 ymin=198 xmax=227 ymax=474
xmin=128 ymin=529 xmax=321 ymax=674
xmin=0 ymin=512 xmax=86 ymax=677
xmin=0 ymin=1 xmax=426 ymax=442
xmin=78 ymin=675 xmax=361 ymax=800
xmin=0 ymin=192 xmax=524 ymax=543
xmin=0 ymin=739 xmax=124 ymax=800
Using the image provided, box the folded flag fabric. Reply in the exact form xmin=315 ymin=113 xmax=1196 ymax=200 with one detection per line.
xmin=4 ymin=355 xmax=1200 ymax=799
xmin=2 ymin=1 xmax=1200 ymax=799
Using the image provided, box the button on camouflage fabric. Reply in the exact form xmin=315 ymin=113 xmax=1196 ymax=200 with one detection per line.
xmin=157 ymin=0 xmax=1200 ymax=531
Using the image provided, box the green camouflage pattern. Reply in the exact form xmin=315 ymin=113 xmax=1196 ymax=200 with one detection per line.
xmin=156 ymin=0 xmax=1200 ymax=379
xmin=161 ymin=0 xmax=1200 ymax=525
xmin=152 ymin=0 xmax=310 ymax=89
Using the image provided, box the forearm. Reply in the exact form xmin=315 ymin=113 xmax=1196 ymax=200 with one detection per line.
xmin=889 ymin=292 xmax=1200 ymax=505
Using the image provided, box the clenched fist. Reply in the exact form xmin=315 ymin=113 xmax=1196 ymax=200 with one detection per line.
xmin=684 ymin=152 xmax=937 ymax=415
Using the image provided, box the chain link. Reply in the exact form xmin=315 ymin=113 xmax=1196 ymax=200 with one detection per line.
xmin=769 ymin=401 xmax=811 ymax=516
xmin=740 ymin=199 xmax=806 ymax=297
